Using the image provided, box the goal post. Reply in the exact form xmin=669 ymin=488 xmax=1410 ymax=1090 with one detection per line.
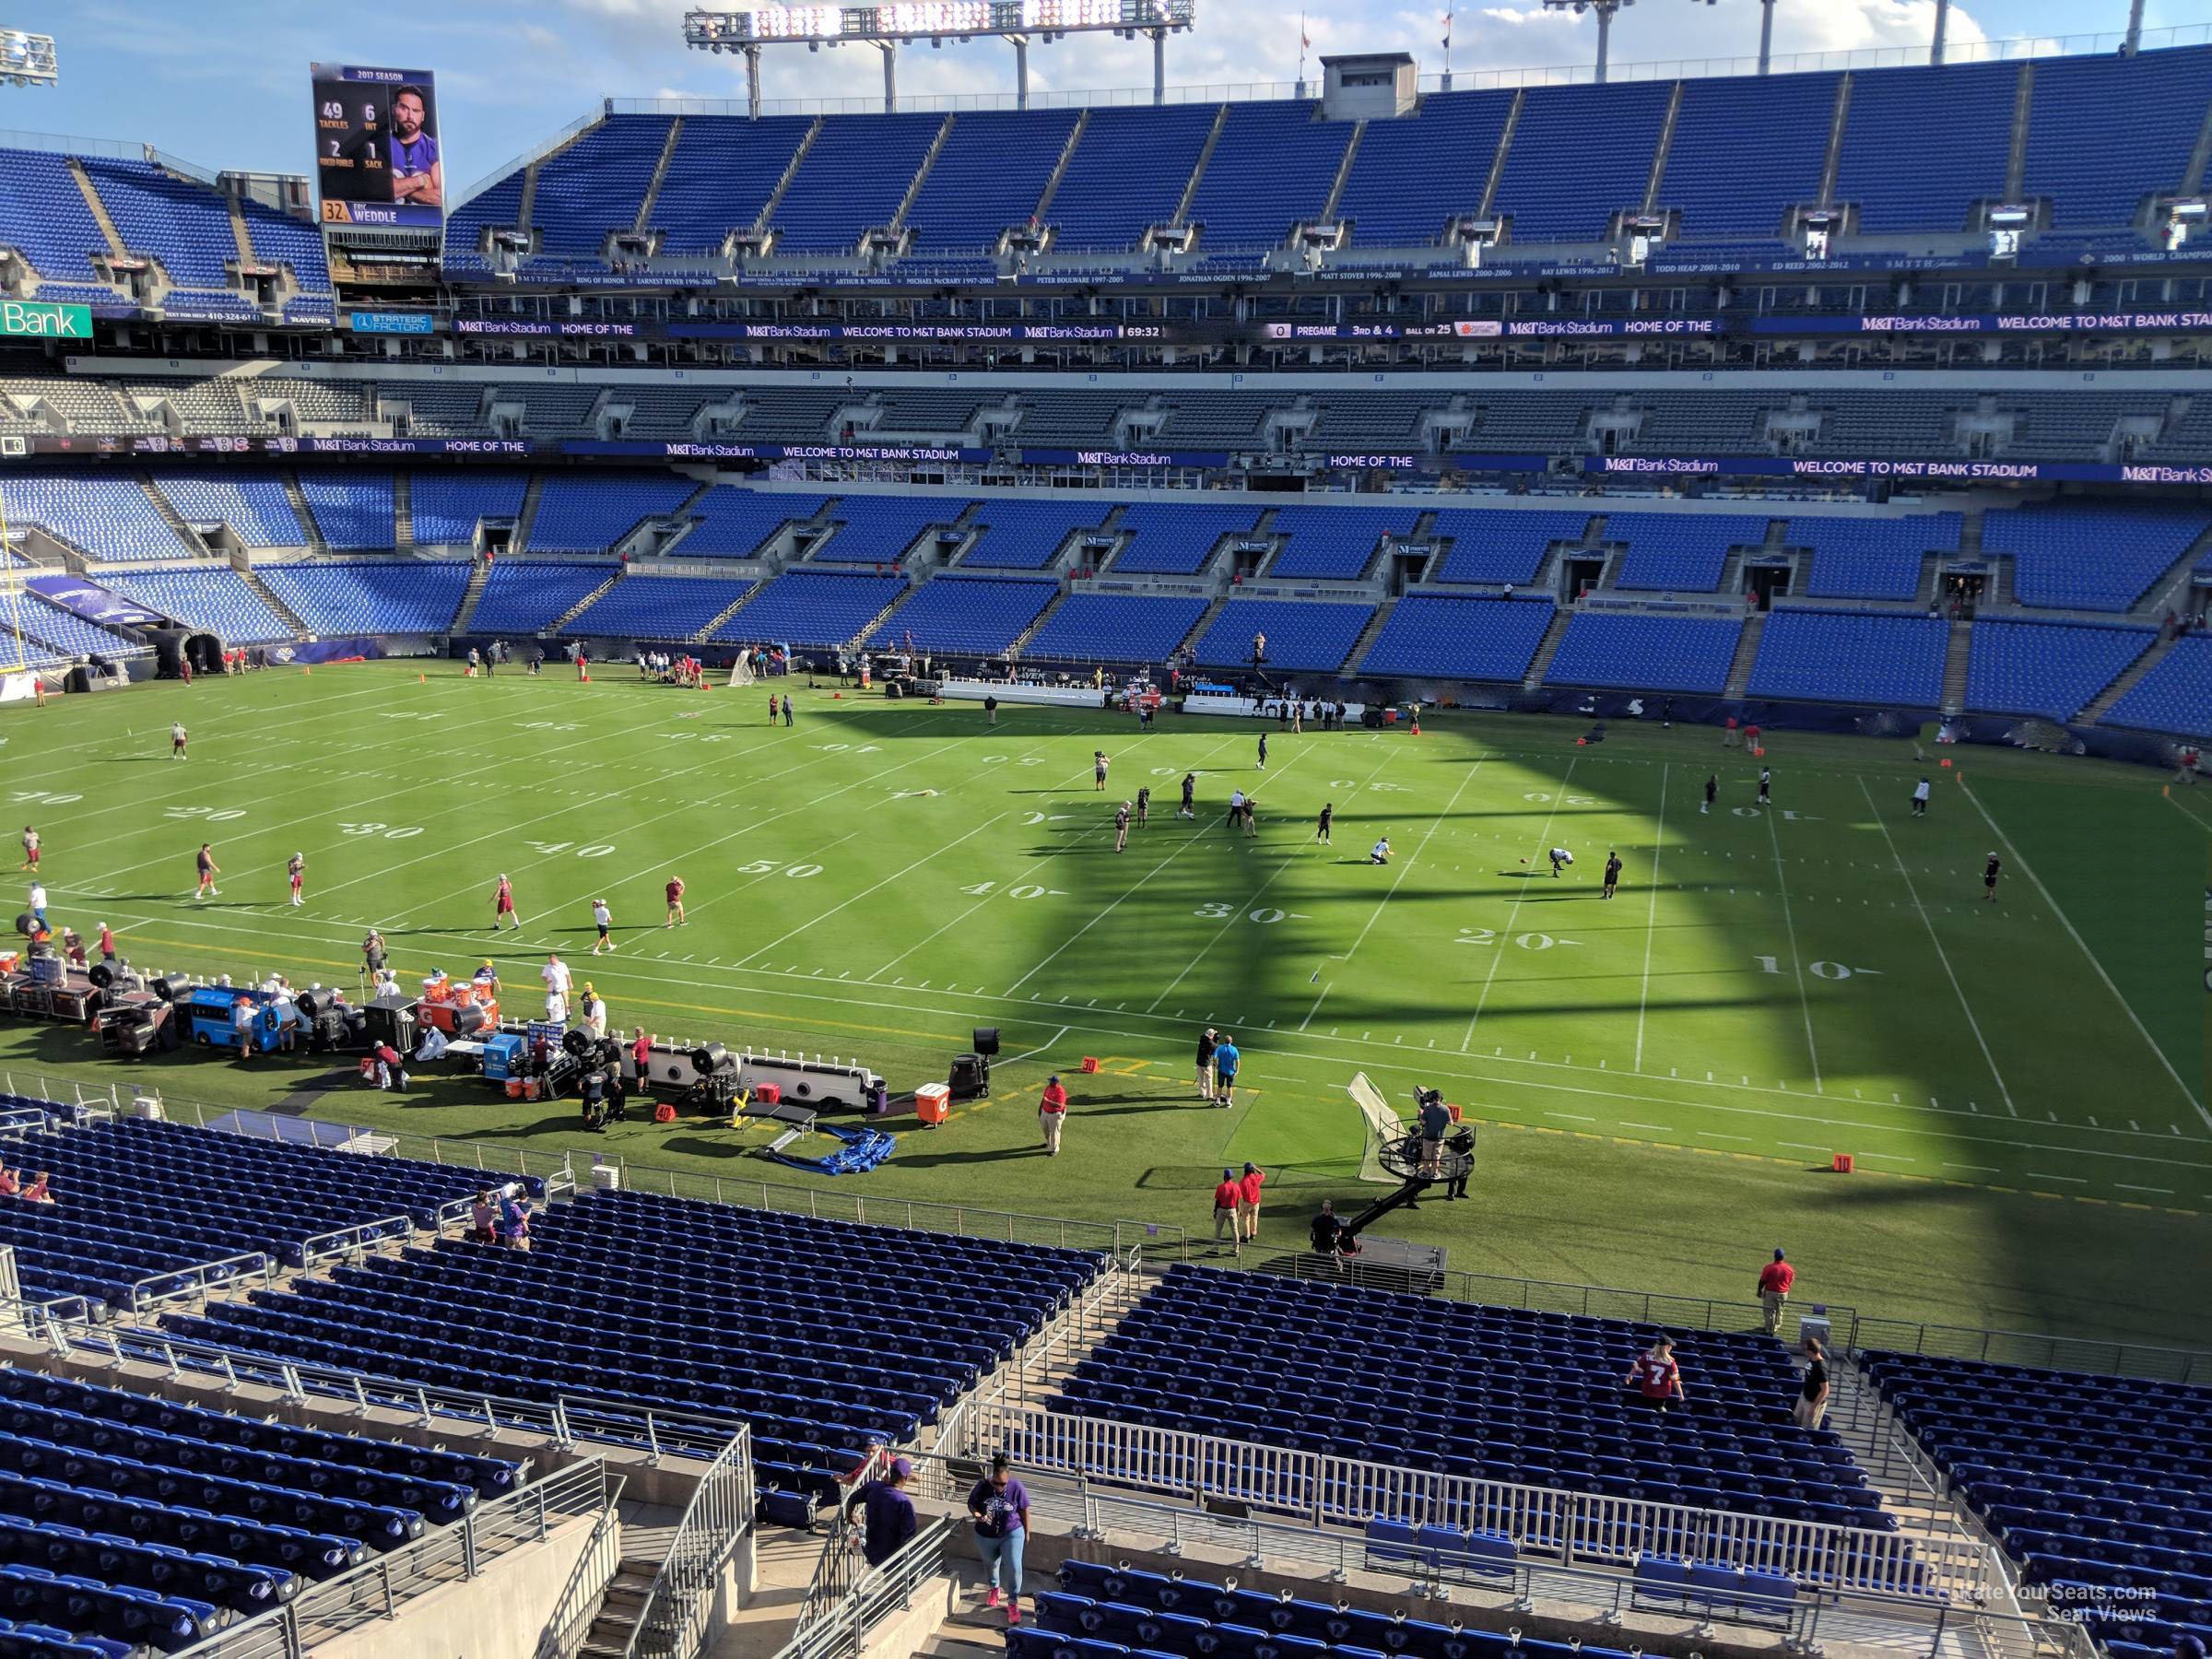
xmin=726 ymin=656 xmax=757 ymax=688
xmin=1349 ymin=1072 xmax=1410 ymax=1183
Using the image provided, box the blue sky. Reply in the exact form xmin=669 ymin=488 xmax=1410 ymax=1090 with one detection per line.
xmin=1 ymin=0 xmax=2199 ymax=197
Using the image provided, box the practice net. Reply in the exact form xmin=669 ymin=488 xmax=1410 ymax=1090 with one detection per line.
xmin=1349 ymin=1071 xmax=1409 ymax=1183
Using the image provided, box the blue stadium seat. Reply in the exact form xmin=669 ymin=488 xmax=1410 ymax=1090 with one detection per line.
xmin=1793 ymin=515 xmax=1959 ymax=602
xmin=870 ymin=577 xmax=1056 ymax=656
xmin=1189 ymin=600 xmax=1374 ymax=673
xmin=1605 ymin=513 xmax=1768 ymax=594
xmin=1747 ymin=611 xmax=1948 ymax=706
xmin=813 ymin=497 xmax=972 ymax=566
xmin=257 ymin=561 xmax=470 ymax=636
xmin=528 ymin=473 xmax=699 ymax=555
xmin=1021 ymin=594 xmax=1209 ymax=665
xmin=2105 ymin=633 xmax=2212 ymax=739
xmin=1981 ymin=501 xmax=2210 ymax=612
xmin=468 ymin=562 xmax=617 ymax=636
xmin=959 ymin=501 xmax=1116 ymax=571
xmin=711 ymin=571 xmax=907 ymax=649
xmin=1111 ymin=504 xmax=1259 ymax=577
xmin=1965 ymin=620 xmax=2153 ymax=721
xmin=677 ymin=490 xmax=828 ymax=559
xmin=1265 ymin=507 xmax=1418 ymax=582
xmin=564 ymin=574 xmax=757 ymax=641
xmin=408 ymin=472 xmax=530 ymax=547
xmin=1359 ymin=594 xmax=1555 ymax=681
xmin=1546 ymin=613 xmax=1743 ymax=695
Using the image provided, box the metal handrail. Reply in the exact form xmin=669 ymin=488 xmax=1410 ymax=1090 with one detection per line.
xmin=174 ymin=1457 xmax=610 ymax=1659
xmin=1849 ymin=1317 xmax=2212 ymax=1383
xmin=622 ymin=1429 xmax=757 ymax=1659
xmin=869 ymin=1447 xmax=2074 ymax=1659
xmin=772 ymin=1518 xmax=956 ymax=1659
xmin=538 ymin=1472 xmax=629 ymax=1659
xmin=963 ymin=1392 xmax=1998 ymax=1603
xmin=124 ymin=1251 xmax=275 ymax=1313
xmin=42 ymin=1313 xmax=754 ymax=1466
xmin=299 ymin=1213 xmax=414 ymax=1269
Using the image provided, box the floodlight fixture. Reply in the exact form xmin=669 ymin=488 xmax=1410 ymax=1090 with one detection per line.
xmin=0 ymin=29 xmax=56 ymax=88
xmin=684 ymin=2 xmax=1195 ymax=112
xmin=1539 ymin=0 xmax=1635 ymax=84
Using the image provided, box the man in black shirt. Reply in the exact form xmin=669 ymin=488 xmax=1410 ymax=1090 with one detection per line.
xmin=1982 ymin=852 xmax=2002 ymax=900
xmin=1602 ymin=850 xmax=1623 ymax=900
xmin=1315 ymin=802 xmax=1333 ymax=845
xmin=1794 ymin=1335 xmax=1831 ymax=1430
xmin=1179 ymin=772 xmax=1196 ymax=820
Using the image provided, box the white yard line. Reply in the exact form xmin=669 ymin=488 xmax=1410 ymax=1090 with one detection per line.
xmin=1633 ymin=761 xmax=1667 ymax=1074
xmin=103 ymin=897 xmax=2212 ymax=1171
xmin=1462 ymin=757 xmax=1573 ymax=1051
xmin=1960 ymin=775 xmax=2209 ymax=1128
xmin=1855 ymin=776 xmax=2017 ymax=1116
xmin=733 ymin=811 xmax=1015 ymax=967
xmin=1761 ymin=791 xmax=1823 ymax=1093
xmin=1166 ymin=747 xmax=1399 ymax=1018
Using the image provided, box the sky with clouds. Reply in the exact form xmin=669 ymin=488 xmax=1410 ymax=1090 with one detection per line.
xmin=1 ymin=0 xmax=2200 ymax=195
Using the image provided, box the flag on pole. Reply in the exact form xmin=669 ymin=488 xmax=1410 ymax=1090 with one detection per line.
xmin=1442 ymin=8 xmax=1453 ymax=50
xmin=1300 ymin=11 xmax=1310 ymax=50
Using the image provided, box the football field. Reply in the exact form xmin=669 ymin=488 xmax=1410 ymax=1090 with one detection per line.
xmin=0 ymin=662 xmax=2206 ymax=1343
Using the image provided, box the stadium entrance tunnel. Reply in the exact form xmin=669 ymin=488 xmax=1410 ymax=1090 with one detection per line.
xmin=149 ymin=628 xmax=222 ymax=679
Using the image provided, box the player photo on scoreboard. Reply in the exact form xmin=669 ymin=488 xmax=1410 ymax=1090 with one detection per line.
xmin=310 ymin=64 xmax=443 ymax=229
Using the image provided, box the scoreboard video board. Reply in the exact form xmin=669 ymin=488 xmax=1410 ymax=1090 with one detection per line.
xmin=310 ymin=64 xmax=445 ymax=230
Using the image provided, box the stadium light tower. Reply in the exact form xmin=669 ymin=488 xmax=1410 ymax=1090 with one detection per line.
xmin=0 ymin=29 xmax=57 ymax=88
xmin=1930 ymin=0 xmax=1949 ymax=64
xmin=683 ymin=4 xmax=1197 ymax=118
xmin=2122 ymin=0 xmax=2147 ymax=55
xmin=1539 ymin=0 xmax=1635 ymax=85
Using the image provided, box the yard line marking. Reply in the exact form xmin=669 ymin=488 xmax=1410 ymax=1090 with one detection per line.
xmin=734 ymin=811 xmax=1012 ymax=968
xmin=1619 ymin=1122 xmax=1673 ymax=1133
xmin=1294 ymin=750 xmax=1463 ymax=1027
xmin=1003 ymin=807 xmax=1220 ymax=999
xmin=1960 ymin=775 xmax=2209 ymax=1127
xmin=2116 ymin=1182 xmax=2175 ymax=1195
xmin=1545 ymin=1112 xmax=1595 ymax=1123
xmin=1943 ymin=1162 xmax=2001 ymax=1173
xmin=2159 ymin=786 xmax=2212 ymax=834
xmin=2025 ymin=1171 xmax=2089 ymax=1185
xmin=1148 ymin=742 xmax=1349 ymax=1014
xmin=1778 ymin=1141 xmax=1830 ymax=1153
xmin=109 ymin=903 xmax=2212 ymax=1167
xmin=1856 ymin=776 xmax=2017 ymax=1116
xmin=1633 ymin=761 xmax=1667 ymax=1074
xmin=1463 ymin=756 xmax=1575 ymax=1051
xmin=1696 ymin=1132 xmax=1752 ymax=1142
xmin=1760 ymin=788 xmax=1821 ymax=1093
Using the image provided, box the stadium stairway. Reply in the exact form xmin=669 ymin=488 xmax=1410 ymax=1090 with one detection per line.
xmin=65 ymin=159 xmax=128 ymax=264
xmin=1346 ymin=598 xmax=1395 ymax=674
xmin=1724 ymin=612 xmax=1767 ymax=698
xmin=758 ymin=119 xmax=825 ymax=234
xmin=694 ymin=582 xmax=764 ymax=644
xmin=1174 ymin=107 xmax=1232 ymax=229
xmin=137 ymin=477 xmax=207 ymax=556
xmin=2077 ymin=629 xmax=2181 ymax=725
xmin=546 ymin=568 xmax=624 ymax=634
xmin=514 ymin=473 xmax=550 ymax=552
xmin=393 ymin=472 xmax=415 ymax=551
xmin=1179 ymin=592 xmax=1234 ymax=660
xmin=235 ymin=559 xmax=310 ymax=640
xmin=450 ymin=557 xmax=494 ymax=635
xmin=280 ymin=474 xmax=326 ymax=555
xmin=1033 ymin=110 xmax=1089 ymax=221
xmin=635 ymin=116 xmax=685 ymax=234
xmin=1522 ymin=606 xmax=1572 ymax=690
xmin=1941 ymin=618 xmax=1972 ymax=714
xmin=1006 ymin=590 xmax=1064 ymax=659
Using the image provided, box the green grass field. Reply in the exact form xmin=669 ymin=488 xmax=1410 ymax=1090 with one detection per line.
xmin=0 ymin=662 xmax=2205 ymax=1345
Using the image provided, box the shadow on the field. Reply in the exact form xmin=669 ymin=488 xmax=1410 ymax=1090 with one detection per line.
xmin=886 ymin=1143 xmax=1044 ymax=1169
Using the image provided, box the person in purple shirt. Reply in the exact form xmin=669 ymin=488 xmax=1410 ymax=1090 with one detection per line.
xmin=966 ymin=1452 xmax=1030 ymax=1626
xmin=387 ymin=86 xmax=441 ymax=208
xmin=841 ymin=1456 xmax=917 ymax=1568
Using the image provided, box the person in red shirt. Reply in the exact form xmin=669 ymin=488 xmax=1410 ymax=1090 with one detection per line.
xmin=665 ymin=876 xmax=687 ymax=928
xmin=1757 ymin=1248 xmax=1796 ymax=1336
xmin=1038 ymin=1074 xmax=1068 ymax=1157
xmin=1626 ymin=1335 xmax=1686 ymax=1412
xmin=1210 ymin=1167 xmax=1242 ymax=1254
xmin=1236 ymin=1161 xmax=1265 ymax=1244
xmin=492 ymin=874 xmax=519 ymax=931
xmin=630 ymin=1027 xmax=653 ymax=1094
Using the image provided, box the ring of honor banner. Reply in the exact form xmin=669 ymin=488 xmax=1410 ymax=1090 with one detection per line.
xmin=311 ymin=64 xmax=444 ymax=230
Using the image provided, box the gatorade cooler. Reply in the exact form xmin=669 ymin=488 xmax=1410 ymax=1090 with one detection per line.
xmin=914 ymin=1084 xmax=950 ymax=1125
